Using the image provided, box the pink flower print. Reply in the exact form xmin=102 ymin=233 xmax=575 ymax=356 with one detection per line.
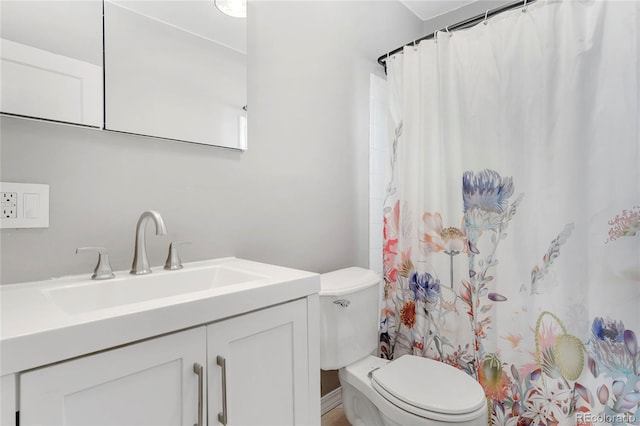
xmin=421 ymin=212 xmax=468 ymax=254
xmin=383 ymin=201 xmax=400 ymax=283
xmin=502 ymin=333 xmax=523 ymax=349
xmin=383 ymin=238 xmax=398 ymax=282
xmin=605 ymin=205 xmax=640 ymax=243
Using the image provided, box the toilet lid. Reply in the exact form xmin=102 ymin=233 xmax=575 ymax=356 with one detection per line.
xmin=319 ymin=267 xmax=380 ymax=296
xmin=371 ymin=355 xmax=486 ymax=416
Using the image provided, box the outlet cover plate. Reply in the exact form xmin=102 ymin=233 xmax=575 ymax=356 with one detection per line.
xmin=0 ymin=182 xmax=49 ymax=229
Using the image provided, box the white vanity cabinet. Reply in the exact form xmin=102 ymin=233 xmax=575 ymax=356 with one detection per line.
xmin=1 ymin=258 xmax=320 ymax=425
xmin=16 ymin=299 xmax=317 ymax=426
xmin=19 ymin=327 xmax=207 ymax=425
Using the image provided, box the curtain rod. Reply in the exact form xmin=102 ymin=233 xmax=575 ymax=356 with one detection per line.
xmin=377 ymin=0 xmax=536 ymax=72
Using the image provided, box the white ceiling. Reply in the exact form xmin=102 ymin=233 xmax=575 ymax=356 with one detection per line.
xmin=400 ymin=0 xmax=478 ymax=21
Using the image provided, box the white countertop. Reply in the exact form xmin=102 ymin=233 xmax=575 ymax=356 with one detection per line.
xmin=0 ymin=257 xmax=319 ymax=375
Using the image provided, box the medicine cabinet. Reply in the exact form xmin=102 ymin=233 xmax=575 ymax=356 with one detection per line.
xmin=0 ymin=0 xmax=247 ymax=150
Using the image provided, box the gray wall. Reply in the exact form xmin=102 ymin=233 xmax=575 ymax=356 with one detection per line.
xmin=0 ymin=1 xmax=423 ymax=284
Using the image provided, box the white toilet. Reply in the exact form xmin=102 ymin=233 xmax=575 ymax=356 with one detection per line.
xmin=319 ymin=267 xmax=487 ymax=426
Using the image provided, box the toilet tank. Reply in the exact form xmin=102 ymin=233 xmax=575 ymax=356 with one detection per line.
xmin=319 ymin=267 xmax=381 ymax=370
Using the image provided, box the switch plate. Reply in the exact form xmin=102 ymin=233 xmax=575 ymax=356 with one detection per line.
xmin=0 ymin=182 xmax=49 ymax=228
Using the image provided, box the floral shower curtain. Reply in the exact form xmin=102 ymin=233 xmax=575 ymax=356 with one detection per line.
xmin=379 ymin=1 xmax=639 ymax=424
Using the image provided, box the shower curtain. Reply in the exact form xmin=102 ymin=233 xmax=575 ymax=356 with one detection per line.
xmin=379 ymin=1 xmax=639 ymax=424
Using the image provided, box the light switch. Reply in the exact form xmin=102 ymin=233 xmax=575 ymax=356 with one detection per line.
xmin=24 ymin=193 xmax=40 ymax=218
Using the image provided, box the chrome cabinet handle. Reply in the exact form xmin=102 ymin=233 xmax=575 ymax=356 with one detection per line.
xmin=193 ymin=363 xmax=204 ymax=426
xmin=217 ymin=355 xmax=228 ymax=425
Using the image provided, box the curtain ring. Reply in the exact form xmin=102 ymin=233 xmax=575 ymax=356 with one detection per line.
xmin=484 ymin=10 xmax=489 ymax=25
xmin=413 ymin=40 xmax=417 ymax=51
xmin=522 ymin=0 xmax=528 ymax=13
xmin=445 ymin=26 xmax=452 ymax=37
xmin=433 ymin=31 xmax=437 ymax=44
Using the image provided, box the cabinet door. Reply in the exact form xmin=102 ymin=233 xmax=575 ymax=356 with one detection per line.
xmin=20 ymin=327 xmax=207 ymax=426
xmin=1 ymin=375 xmax=16 ymax=426
xmin=207 ymin=299 xmax=310 ymax=425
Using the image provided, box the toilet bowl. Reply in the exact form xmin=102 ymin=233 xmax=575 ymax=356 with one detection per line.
xmin=320 ymin=268 xmax=487 ymax=426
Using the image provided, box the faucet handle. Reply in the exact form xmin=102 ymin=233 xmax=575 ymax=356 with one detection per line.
xmin=164 ymin=241 xmax=190 ymax=270
xmin=76 ymin=247 xmax=116 ymax=280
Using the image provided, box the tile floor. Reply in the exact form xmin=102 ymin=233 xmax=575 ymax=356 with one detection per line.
xmin=321 ymin=405 xmax=351 ymax=426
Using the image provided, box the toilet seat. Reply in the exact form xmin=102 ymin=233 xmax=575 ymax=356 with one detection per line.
xmin=370 ymin=355 xmax=486 ymax=417
xmin=340 ymin=355 xmax=487 ymax=425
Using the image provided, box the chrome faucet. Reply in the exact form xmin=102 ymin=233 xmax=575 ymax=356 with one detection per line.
xmin=130 ymin=210 xmax=167 ymax=275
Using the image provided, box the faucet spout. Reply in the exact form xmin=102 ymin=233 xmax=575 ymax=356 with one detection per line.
xmin=131 ymin=210 xmax=167 ymax=275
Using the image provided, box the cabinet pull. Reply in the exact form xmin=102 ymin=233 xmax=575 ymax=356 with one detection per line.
xmin=193 ymin=363 xmax=204 ymax=426
xmin=216 ymin=355 xmax=228 ymax=425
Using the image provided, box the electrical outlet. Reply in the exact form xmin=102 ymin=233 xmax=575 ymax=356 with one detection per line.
xmin=0 ymin=183 xmax=49 ymax=228
xmin=2 ymin=192 xmax=17 ymax=218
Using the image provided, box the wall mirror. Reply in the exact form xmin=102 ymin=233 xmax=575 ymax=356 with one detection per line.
xmin=0 ymin=1 xmax=103 ymax=127
xmin=104 ymin=0 xmax=248 ymax=150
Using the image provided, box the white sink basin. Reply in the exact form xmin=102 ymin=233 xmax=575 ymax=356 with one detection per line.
xmin=1 ymin=257 xmax=320 ymax=376
xmin=45 ymin=266 xmax=265 ymax=315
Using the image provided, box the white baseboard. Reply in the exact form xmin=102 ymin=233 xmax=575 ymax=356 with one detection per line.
xmin=321 ymin=387 xmax=342 ymax=415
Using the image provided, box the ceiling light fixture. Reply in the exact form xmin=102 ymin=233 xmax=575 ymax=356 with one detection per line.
xmin=215 ymin=0 xmax=246 ymax=18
